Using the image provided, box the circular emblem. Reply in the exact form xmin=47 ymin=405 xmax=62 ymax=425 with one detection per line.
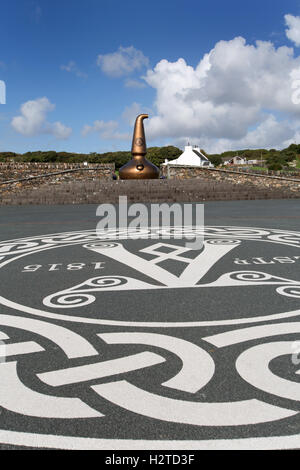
xmin=135 ymin=137 xmax=144 ymax=146
xmin=0 ymin=226 xmax=300 ymax=449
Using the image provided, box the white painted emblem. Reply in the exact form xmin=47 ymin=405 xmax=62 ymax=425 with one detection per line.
xmin=0 ymin=226 xmax=300 ymax=449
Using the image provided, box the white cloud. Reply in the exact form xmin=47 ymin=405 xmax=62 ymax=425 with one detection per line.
xmin=191 ymin=115 xmax=295 ymax=154
xmin=11 ymin=97 xmax=72 ymax=140
xmin=12 ymin=97 xmax=54 ymax=136
xmin=60 ymin=61 xmax=87 ymax=78
xmin=285 ymin=14 xmax=300 ymax=47
xmin=142 ymin=33 xmax=300 ymax=152
xmin=97 ymin=46 xmax=149 ymax=77
xmin=50 ymin=121 xmax=73 ymax=140
xmin=82 ymin=119 xmax=130 ymax=140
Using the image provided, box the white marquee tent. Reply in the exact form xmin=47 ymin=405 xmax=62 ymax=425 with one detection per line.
xmin=163 ymin=145 xmax=214 ymax=167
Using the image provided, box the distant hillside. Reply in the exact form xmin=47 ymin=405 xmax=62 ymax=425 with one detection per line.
xmin=0 ymin=146 xmax=182 ymax=170
xmin=1 ymin=143 xmax=300 ymax=171
xmin=206 ymin=144 xmax=300 ymax=170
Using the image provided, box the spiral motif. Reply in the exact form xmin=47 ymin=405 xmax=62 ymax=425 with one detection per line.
xmin=276 ymin=285 xmax=300 ymax=299
xmin=43 ymin=277 xmax=128 ymax=309
xmin=86 ymin=276 xmax=127 ymax=288
xmin=206 ymin=239 xmax=240 ymax=245
xmin=230 ymin=271 xmax=272 ymax=282
xmin=45 ymin=293 xmax=96 ymax=308
xmin=83 ymin=242 xmax=119 ymax=249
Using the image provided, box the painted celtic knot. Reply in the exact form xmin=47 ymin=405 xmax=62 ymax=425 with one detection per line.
xmin=0 ymin=316 xmax=299 ymax=427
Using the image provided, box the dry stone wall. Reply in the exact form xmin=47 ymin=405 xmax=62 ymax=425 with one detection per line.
xmin=0 ymin=162 xmax=299 ymax=205
xmin=160 ymin=165 xmax=300 ymax=193
xmin=0 ymin=162 xmax=114 ymax=183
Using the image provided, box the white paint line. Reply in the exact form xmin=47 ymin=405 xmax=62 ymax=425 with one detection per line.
xmin=92 ymin=380 xmax=296 ymax=426
xmin=0 ymin=362 xmax=103 ymax=419
xmin=205 ymin=322 xmax=300 ymax=347
xmin=1 ymin=295 xmax=300 ymax=328
xmin=0 ymin=314 xmax=98 ymax=358
xmin=0 ymin=331 xmax=9 ymax=340
xmin=0 ymin=430 xmax=300 ymax=449
xmin=38 ymin=351 xmax=165 ymax=387
xmin=179 ymin=241 xmax=239 ymax=285
xmin=236 ymin=341 xmax=300 ymax=401
xmin=1 ymin=341 xmax=44 ymax=357
xmin=99 ymin=332 xmax=214 ymax=393
xmin=85 ymin=243 xmax=179 ymax=286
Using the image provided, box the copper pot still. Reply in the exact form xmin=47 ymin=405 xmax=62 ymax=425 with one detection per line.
xmin=119 ymin=114 xmax=159 ymax=179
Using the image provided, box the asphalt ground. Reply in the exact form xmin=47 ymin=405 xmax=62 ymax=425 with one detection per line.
xmin=0 ymin=199 xmax=300 ymax=450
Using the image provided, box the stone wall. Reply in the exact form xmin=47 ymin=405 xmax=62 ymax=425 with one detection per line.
xmin=228 ymin=166 xmax=300 ymax=178
xmin=160 ymin=165 xmax=300 ymax=193
xmin=0 ymin=162 xmax=114 ymax=184
xmin=0 ymin=162 xmax=299 ymax=206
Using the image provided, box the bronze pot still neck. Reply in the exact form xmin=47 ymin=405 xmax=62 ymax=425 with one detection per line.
xmin=131 ymin=113 xmax=148 ymax=156
xmin=119 ymin=114 xmax=159 ymax=179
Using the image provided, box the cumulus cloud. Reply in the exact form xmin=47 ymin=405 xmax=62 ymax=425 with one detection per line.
xmin=82 ymin=119 xmax=130 ymax=140
xmin=142 ymin=34 xmax=300 ymax=152
xmin=60 ymin=61 xmax=87 ymax=78
xmin=11 ymin=97 xmax=72 ymax=140
xmin=12 ymin=97 xmax=54 ymax=136
xmin=285 ymin=14 xmax=300 ymax=47
xmin=97 ymin=46 xmax=149 ymax=77
xmin=191 ymin=115 xmax=295 ymax=154
xmin=50 ymin=121 xmax=73 ymax=140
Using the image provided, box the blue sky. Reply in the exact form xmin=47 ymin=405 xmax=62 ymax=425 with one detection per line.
xmin=1 ymin=0 xmax=300 ymax=154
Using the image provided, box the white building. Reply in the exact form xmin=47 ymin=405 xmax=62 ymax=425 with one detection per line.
xmin=163 ymin=145 xmax=214 ymax=167
xmin=224 ymin=156 xmax=247 ymax=166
